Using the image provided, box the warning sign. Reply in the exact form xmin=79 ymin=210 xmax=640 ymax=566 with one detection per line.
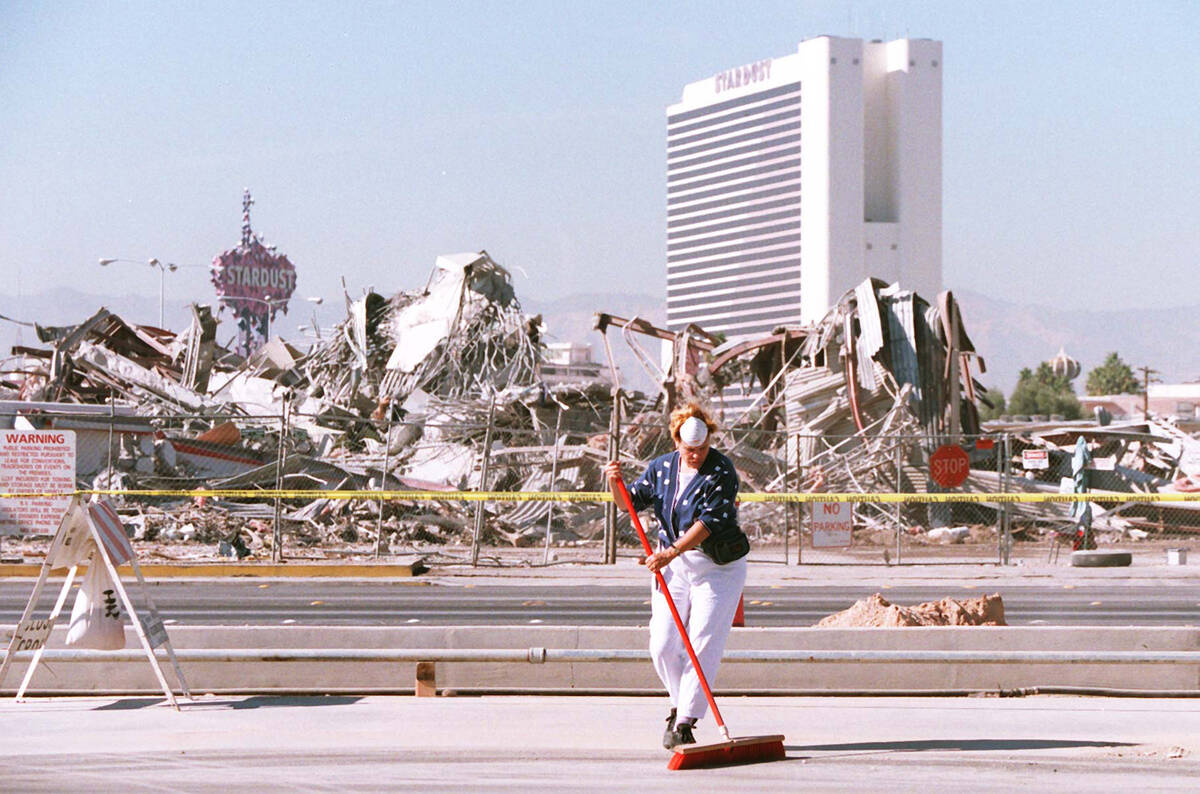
xmin=0 ymin=430 xmax=76 ymax=535
xmin=811 ymin=501 xmax=853 ymax=548
xmin=1021 ymin=449 xmax=1050 ymax=470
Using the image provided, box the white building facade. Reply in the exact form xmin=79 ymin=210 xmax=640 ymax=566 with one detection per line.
xmin=665 ymin=36 xmax=943 ymax=405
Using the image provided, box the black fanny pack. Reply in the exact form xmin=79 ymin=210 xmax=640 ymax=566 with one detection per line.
xmin=701 ymin=532 xmax=750 ymax=565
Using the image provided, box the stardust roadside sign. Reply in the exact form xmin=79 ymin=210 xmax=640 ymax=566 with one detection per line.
xmin=210 ymin=190 xmax=297 ymax=353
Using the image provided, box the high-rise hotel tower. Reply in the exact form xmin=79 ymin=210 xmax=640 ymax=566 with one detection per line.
xmin=666 ymin=36 xmax=942 ymax=405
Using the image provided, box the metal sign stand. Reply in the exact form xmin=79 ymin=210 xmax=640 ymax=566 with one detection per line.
xmin=0 ymin=496 xmax=190 ymax=708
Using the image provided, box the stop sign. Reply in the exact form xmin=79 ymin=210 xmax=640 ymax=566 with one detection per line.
xmin=929 ymin=445 xmax=970 ymax=489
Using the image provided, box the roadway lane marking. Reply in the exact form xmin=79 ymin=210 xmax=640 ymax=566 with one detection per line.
xmin=1090 ymin=601 xmax=1103 ymax=606
xmin=529 ymin=619 xmax=543 ymax=624
xmin=406 ymin=618 xmax=420 ymax=623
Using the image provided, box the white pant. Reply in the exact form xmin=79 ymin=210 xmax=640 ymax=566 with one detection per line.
xmin=649 ymin=548 xmax=747 ymax=722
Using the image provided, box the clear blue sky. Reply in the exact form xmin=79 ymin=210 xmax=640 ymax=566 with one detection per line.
xmin=2 ymin=0 xmax=1197 ymax=321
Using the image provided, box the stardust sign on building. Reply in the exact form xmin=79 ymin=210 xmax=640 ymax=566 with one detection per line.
xmin=210 ymin=190 xmax=297 ymax=354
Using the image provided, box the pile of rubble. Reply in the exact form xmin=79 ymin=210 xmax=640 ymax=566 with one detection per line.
xmin=816 ymin=593 xmax=1007 ymax=627
xmin=594 ymin=279 xmax=992 ymax=541
xmin=0 ymin=252 xmax=673 ymax=559
xmin=968 ymin=417 xmax=1200 ymax=542
xmin=4 ymin=257 xmax=1195 ymax=560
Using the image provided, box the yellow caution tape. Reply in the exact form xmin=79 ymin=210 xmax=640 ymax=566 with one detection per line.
xmin=0 ymin=489 xmax=1197 ymax=505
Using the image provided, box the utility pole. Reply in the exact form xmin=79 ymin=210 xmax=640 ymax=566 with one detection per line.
xmin=1137 ymin=365 xmax=1160 ymax=418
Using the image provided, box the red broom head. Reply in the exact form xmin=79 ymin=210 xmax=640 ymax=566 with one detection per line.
xmin=667 ymin=735 xmax=786 ymax=771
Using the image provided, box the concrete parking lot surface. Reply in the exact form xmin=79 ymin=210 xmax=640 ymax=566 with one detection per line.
xmin=2 ymin=694 xmax=1197 ymax=792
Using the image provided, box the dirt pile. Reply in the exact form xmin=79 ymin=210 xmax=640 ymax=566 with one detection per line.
xmin=816 ymin=592 xmax=1006 ymax=627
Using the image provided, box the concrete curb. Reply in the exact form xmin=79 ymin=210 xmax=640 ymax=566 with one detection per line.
xmin=0 ymin=558 xmax=425 ymax=578
xmin=4 ymin=625 xmax=1198 ymax=695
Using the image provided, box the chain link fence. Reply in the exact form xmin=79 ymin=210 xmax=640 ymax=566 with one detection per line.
xmin=1 ymin=407 xmax=1197 ymax=566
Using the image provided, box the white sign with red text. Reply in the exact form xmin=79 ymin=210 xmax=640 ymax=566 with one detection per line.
xmin=810 ymin=501 xmax=853 ymax=548
xmin=0 ymin=430 xmax=76 ymax=535
xmin=1021 ymin=449 xmax=1050 ymax=470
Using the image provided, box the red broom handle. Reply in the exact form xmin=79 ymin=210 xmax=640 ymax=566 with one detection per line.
xmin=613 ymin=478 xmax=728 ymax=737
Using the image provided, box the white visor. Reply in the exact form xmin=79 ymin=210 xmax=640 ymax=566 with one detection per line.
xmin=679 ymin=417 xmax=709 ymax=446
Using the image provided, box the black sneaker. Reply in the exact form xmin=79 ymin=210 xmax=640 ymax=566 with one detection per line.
xmin=665 ymin=722 xmax=696 ymax=749
xmin=661 ymin=708 xmax=677 ymax=749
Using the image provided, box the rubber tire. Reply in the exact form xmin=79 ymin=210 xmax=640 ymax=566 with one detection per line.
xmin=1070 ymin=550 xmax=1132 ymax=567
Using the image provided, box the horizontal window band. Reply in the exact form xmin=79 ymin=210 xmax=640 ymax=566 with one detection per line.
xmin=668 ymin=120 xmax=802 ymax=162
xmin=668 ymin=160 xmax=801 ymax=197
xmin=666 ymin=291 xmax=804 ymax=316
xmin=670 ymin=305 xmax=804 ymax=329
xmin=668 ymin=132 xmax=802 ymax=174
xmin=668 ymin=145 xmax=803 ymax=184
xmin=668 ymin=209 xmax=798 ymax=242
xmin=672 ymin=266 xmax=801 ymax=293
xmin=668 ymin=196 xmax=801 ymax=233
xmin=667 ymin=232 xmax=803 ymax=263
xmin=668 ymin=108 xmax=802 ymax=150
xmin=668 ymin=182 xmax=801 ymax=219
xmin=668 ymin=131 xmax=802 ymax=176
xmin=667 ymin=281 xmax=796 ymax=309
xmin=668 ymin=220 xmax=799 ymax=253
xmin=672 ymin=273 xmax=801 ymax=302
xmin=666 ymin=246 xmax=803 ymax=276
xmin=668 ymin=82 xmax=802 ymax=127
xmin=667 ymin=171 xmax=802 ymax=205
xmin=668 ymin=269 xmax=800 ymax=297
xmin=668 ymin=91 xmax=803 ymax=140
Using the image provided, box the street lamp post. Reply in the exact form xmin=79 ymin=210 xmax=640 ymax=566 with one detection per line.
xmin=98 ymin=257 xmax=200 ymax=328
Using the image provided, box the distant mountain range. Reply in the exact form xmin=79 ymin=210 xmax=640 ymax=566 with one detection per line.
xmin=952 ymin=289 xmax=1198 ymax=392
xmin=2 ymin=286 xmax=1194 ymax=397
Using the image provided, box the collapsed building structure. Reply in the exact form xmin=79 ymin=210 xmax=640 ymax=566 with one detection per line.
xmin=1 ymin=263 xmax=1197 ymax=563
xmin=596 ymin=277 xmax=1200 ymax=547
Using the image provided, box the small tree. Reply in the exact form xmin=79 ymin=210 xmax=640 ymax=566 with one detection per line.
xmin=1008 ymin=363 xmax=1082 ymax=419
xmin=1086 ymin=352 xmax=1140 ymax=396
xmin=978 ymin=387 xmax=1007 ymax=421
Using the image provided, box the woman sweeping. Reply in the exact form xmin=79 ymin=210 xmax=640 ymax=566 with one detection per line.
xmin=604 ymin=402 xmax=750 ymax=749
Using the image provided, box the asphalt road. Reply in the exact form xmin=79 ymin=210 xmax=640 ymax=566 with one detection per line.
xmin=3 ymin=581 xmax=1198 ymax=626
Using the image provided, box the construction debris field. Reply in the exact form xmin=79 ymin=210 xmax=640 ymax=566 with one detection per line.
xmin=1 ymin=254 xmax=1197 ymax=568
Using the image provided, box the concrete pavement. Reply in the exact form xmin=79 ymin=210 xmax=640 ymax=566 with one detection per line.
xmin=1 ymin=694 xmax=1197 ymax=791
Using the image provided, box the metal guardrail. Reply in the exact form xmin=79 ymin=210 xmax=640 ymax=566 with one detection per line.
xmin=5 ymin=648 xmax=1200 ymax=664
